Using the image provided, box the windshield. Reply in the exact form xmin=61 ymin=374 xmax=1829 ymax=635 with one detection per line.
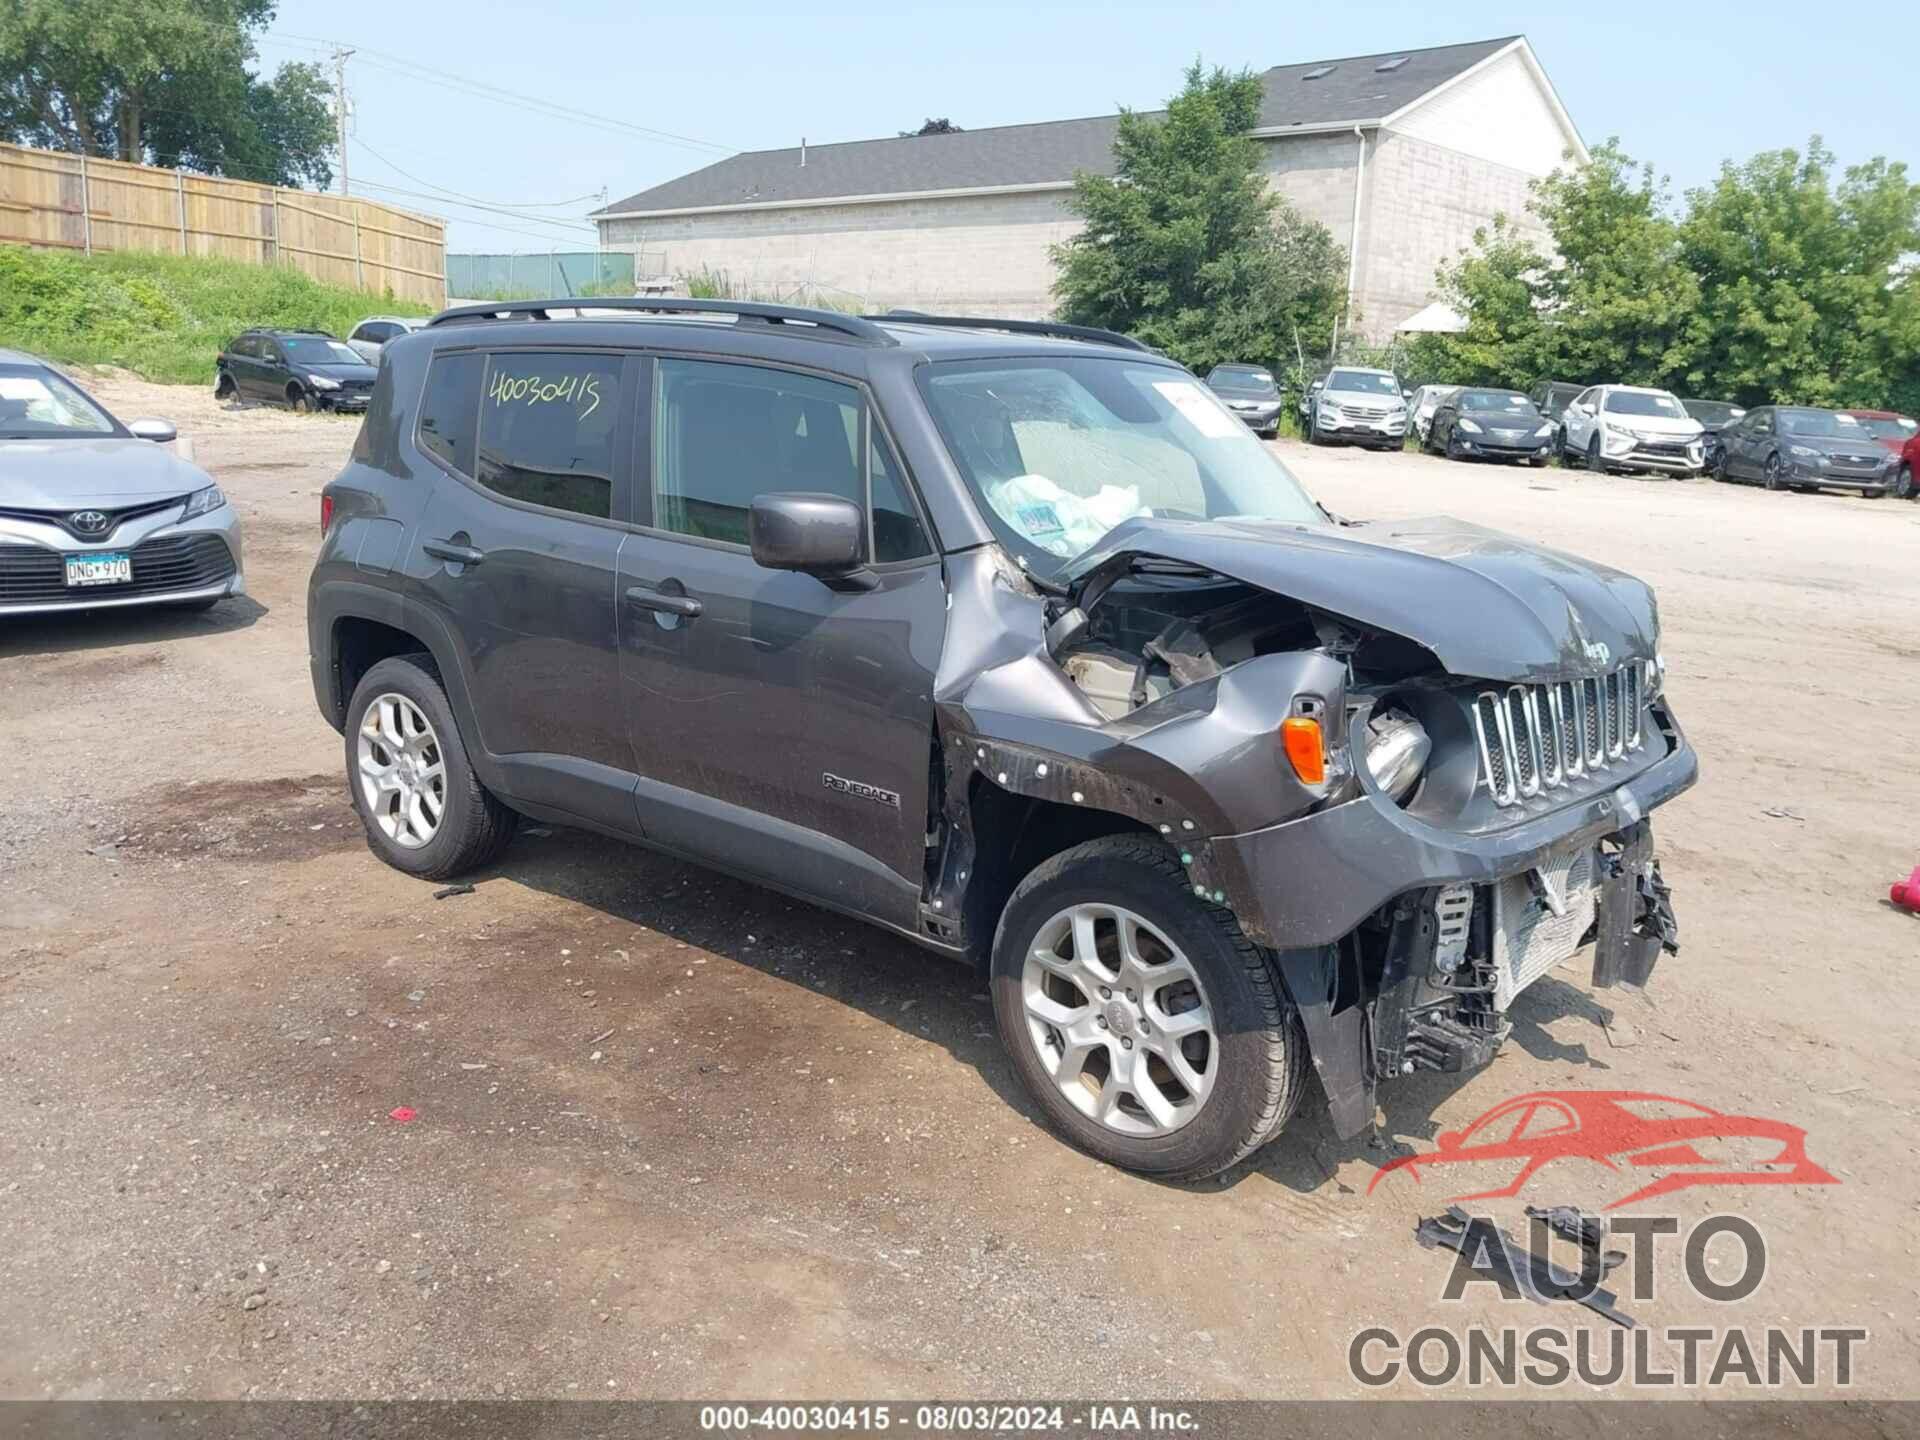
xmin=1853 ymin=416 xmax=1914 ymax=440
xmin=1780 ymin=409 xmax=1869 ymax=439
xmin=284 ymin=338 xmax=366 ymax=366
xmin=1326 ymin=369 xmax=1399 ymax=396
xmin=1683 ymin=400 xmax=1742 ymax=426
xmin=920 ymin=357 xmax=1325 ymax=575
xmin=0 ymin=364 xmax=121 ymax=439
xmin=1459 ymin=391 xmax=1536 ymax=414
xmin=1208 ymin=367 xmax=1277 ymax=395
xmin=1604 ymin=390 xmax=1686 ymax=418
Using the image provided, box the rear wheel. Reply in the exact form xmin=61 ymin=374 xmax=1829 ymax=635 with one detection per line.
xmin=990 ymin=835 xmax=1307 ymax=1182
xmin=345 ymin=654 xmax=517 ymax=880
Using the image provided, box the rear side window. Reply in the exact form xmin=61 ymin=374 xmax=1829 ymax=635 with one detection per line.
xmin=417 ymin=352 xmax=483 ymax=476
xmin=473 ymin=353 xmax=621 ymax=520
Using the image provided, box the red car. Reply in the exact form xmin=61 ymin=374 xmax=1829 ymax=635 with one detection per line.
xmin=1841 ymin=409 xmax=1918 ymax=499
xmin=1367 ymin=1090 xmax=1837 ymax=1210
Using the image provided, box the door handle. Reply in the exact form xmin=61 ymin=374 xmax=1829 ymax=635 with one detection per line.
xmin=423 ymin=539 xmax=486 ymax=567
xmin=624 ymin=585 xmax=702 ymax=619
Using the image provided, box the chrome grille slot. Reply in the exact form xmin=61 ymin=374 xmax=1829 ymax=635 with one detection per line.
xmin=1473 ymin=693 xmax=1514 ymax=806
xmin=1506 ymin=687 xmax=1540 ymax=795
xmin=1473 ymin=665 xmax=1652 ymax=808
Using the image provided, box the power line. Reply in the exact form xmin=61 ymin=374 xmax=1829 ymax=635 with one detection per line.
xmin=346 ymin=178 xmax=595 ymax=236
xmin=351 ymin=134 xmax=604 ymax=212
xmin=264 ymin=29 xmax=736 ymax=155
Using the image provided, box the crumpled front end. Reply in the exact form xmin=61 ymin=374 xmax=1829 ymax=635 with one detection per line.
xmin=923 ymin=524 xmax=1697 ymax=1139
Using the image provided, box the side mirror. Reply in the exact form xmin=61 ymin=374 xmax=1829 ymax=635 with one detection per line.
xmin=127 ymin=417 xmax=177 ymax=443
xmin=749 ymin=492 xmax=872 ymax=589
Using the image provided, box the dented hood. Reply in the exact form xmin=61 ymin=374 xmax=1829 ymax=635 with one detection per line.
xmin=1064 ymin=516 xmax=1658 ymax=683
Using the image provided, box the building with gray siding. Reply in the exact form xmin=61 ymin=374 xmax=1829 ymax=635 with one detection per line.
xmin=591 ymin=37 xmax=1586 ymax=340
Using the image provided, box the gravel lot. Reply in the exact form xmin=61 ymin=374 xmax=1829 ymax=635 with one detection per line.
xmin=2 ymin=374 xmax=1916 ymax=1403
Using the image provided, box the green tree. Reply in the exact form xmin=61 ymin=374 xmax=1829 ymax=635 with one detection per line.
xmin=1678 ymin=140 xmax=1920 ymax=407
xmin=1050 ymin=62 xmax=1344 ymax=375
xmin=0 ymin=0 xmax=333 ymax=187
xmin=1403 ymin=214 xmax=1554 ymax=389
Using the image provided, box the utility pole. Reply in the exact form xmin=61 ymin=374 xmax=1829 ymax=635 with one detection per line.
xmin=330 ymin=47 xmax=355 ymax=196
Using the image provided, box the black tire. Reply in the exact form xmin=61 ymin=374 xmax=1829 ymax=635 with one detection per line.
xmin=344 ymin=653 xmax=517 ymax=880
xmin=1445 ymin=429 xmax=1466 ymax=462
xmin=1555 ymin=425 xmax=1568 ymax=458
xmin=1712 ymin=449 xmax=1730 ymax=483
xmin=213 ymin=372 xmax=236 ymax=401
xmin=1530 ymin=452 xmax=1549 ymax=467
xmin=288 ymin=385 xmax=310 ymax=414
xmin=1763 ymin=453 xmax=1784 ymax=491
xmin=1895 ymin=465 xmax=1914 ymax=500
xmin=1587 ymin=436 xmax=1606 ymax=474
xmin=989 ymin=834 xmax=1308 ymax=1182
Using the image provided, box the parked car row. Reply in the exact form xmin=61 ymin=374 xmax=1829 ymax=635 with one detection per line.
xmin=213 ymin=317 xmax=424 ymax=416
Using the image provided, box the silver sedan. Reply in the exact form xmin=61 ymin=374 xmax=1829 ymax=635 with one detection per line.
xmin=0 ymin=349 xmax=245 ymax=617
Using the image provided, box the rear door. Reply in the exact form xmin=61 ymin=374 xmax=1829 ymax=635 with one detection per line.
xmin=616 ymin=354 xmax=946 ymax=926
xmin=229 ymin=335 xmax=265 ymax=397
xmin=410 ymin=346 xmax=643 ymax=833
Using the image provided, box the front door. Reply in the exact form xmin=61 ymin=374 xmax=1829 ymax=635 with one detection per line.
xmin=408 ymin=346 xmax=641 ymax=833
xmin=617 ymin=355 xmax=946 ymax=927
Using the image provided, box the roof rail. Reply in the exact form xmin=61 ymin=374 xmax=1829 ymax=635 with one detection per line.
xmin=867 ymin=311 xmax=1154 ymax=353
xmin=426 ymin=297 xmax=897 ymax=346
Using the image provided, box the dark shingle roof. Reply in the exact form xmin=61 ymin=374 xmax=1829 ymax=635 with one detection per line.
xmin=596 ymin=38 xmax=1519 ymax=217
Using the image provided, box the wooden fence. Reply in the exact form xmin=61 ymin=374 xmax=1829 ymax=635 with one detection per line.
xmin=0 ymin=141 xmax=446 ymax=306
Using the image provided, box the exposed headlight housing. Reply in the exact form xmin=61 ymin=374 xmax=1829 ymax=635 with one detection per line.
xmin=1364 ymin=709 xmax=1431 ymax=804
xmin=179 ymin=484 xmax=226 ymax=521
xmin=307 ymin=374 xmax=342 ymax=391
xmin=1534 ymin=423 xmax=1554 ymax=439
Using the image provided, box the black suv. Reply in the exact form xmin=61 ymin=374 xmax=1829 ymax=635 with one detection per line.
xmin=309 ymin=300 xmax=1697 ymax=1181
xmin=217 ymin=329 xmax=378 ymax=413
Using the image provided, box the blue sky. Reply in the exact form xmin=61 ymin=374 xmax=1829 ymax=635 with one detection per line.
xmin=255 ymin=0 xmax=1919 ymax=256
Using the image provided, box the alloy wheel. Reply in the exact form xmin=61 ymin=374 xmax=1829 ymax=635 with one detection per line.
xmin=1896 ymin=466 xmax=1914 ymax=500
xmin=1019 ymin=902 xmax=1218 ymax=1137
xmin=1765 ymin=454 xmax=1783 ymax=490
xmin=356 ymin=692 xmax=447 ymax=849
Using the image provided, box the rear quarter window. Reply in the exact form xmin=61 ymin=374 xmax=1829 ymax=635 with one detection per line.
xmin=417 ymin=352 xmax=484 ymax=477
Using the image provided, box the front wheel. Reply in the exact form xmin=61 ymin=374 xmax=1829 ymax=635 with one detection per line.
xmin=990 ymin=835 xmax=1307 ymax=1182
xmin=1895 ymin=465 xmax=1914 ymax=500
xmin=1712 ymin=450 xmax=1730 ymax=482
xmin=345 ymin=654 xmax=518 ymax=880
xmin=288 ymin=386 xmax=311 ymax=414
xmin=1587 ymin=436 xmax=1606 ymax=474
xmin=1445 ymin=430 xmax=1466 ymax=462
xmin=1764 ymin=453 xmax=1784 ymax=491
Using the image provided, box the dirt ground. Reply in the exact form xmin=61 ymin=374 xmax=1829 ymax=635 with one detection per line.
xmin=2 ymin=374 xmax=1916 ymax=1404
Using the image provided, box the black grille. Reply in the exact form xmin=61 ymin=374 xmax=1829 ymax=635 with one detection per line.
xmin=1636 ymin=441 xmax=1691 ymax=457
xmin=0 ymin=534 xmax=235 ymax=605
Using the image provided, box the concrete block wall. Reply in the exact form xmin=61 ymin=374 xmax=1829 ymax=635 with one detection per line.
xmin=1260 ymin=132 xmax=1362 ymax=254
xmin=598 ymin=189 xmax=1082 ymax=319
xmin=1352 ymin=129 xmax=1551 ymax=339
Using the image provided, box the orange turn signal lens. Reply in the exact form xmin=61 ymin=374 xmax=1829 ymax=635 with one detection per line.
xmin=1281 ymin=716 xmax=1327 ymax=785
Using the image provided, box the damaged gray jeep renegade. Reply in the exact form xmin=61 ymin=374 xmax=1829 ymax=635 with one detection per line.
xmin=310 ymin=301 xmax=1696 ymax=1181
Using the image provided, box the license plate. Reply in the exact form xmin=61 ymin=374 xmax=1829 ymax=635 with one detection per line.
xmin=64 ymin=552 xmax=132 ymax=587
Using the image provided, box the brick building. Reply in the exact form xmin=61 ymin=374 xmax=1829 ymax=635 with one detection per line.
xmin=591 ymin=37 xmax=1586 ymax=340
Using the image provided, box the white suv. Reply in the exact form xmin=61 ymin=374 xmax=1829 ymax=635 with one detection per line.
xmin=1560 ymin=385 xmax=1706 ymax=477
xmin=1307 ymin=367 xmax=1408 ymax=449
